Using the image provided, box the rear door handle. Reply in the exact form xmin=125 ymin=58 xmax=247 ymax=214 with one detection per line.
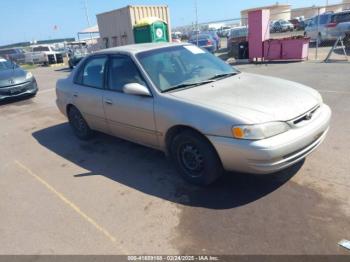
xmin=104 ymin=99 xmax=113 ymax=105
xmin=73 ymin=92 xmax=78 ymax=98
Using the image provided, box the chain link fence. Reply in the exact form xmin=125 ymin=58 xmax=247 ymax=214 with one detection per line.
xmin=174 ymin=3 xmax=350 ymax=63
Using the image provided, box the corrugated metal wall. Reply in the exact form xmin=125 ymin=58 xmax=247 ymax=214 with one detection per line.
xmin=97 ymin=5 xmax=171 ymax=48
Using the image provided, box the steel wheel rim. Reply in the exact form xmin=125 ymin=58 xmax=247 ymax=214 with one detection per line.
xmin=178 ymin=143 xmax=204 ymax=177
xmin=72 ymin=112 xmax=86 ymax=133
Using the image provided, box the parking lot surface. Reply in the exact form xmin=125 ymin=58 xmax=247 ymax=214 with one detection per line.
xmin=0 ymin=63 xmax=349 ymax=255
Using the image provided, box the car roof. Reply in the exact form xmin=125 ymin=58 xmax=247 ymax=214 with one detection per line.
xmin=95 ymin=42 xmax=186 ymax=55
xmin=332 ymin=10 xmax=350 ymax=15
xmin=190 ymin=34 xmax=211 ymax=39
xmin=230 ymin=26 xmax=247 ymax=30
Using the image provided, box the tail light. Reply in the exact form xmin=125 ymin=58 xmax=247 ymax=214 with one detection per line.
xmin=326 ymin=22 xmax=337 ymax=28
xmin=207 ymin=40 xmax=213 ymax=45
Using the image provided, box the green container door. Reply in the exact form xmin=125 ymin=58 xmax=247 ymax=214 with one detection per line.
xmin=134 ymin=21 xmax=169 ymax=44
xmin=152 ymin=21 xmax=168 ymax=42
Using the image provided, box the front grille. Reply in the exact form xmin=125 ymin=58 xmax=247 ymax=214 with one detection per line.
xmin=291 ymin=105 xmax=320 ymax=126
xmin=0 ymin=81 xmax=34 ymax=96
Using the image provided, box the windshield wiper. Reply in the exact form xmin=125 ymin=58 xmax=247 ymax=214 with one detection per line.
xmin=163 ymin=80 xmax=215 ymax=93
xmin=208 ymin=72 xmax=239 ymax=80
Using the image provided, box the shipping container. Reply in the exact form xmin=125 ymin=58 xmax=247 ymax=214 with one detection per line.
xmin=97 ymin=5 xmax=171 ymax=48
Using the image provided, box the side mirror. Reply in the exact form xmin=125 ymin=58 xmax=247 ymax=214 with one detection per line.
xmin=123 ymin=83 xmax=151 ymax=97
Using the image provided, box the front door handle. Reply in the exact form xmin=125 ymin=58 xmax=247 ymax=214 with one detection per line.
xmin=73 ymin=92 xmax=78 ymax=98
xmin=104 ymin=99 xmax=113 ymax=105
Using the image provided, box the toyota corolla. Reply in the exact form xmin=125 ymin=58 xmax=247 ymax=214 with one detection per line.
xmin=56 ymin=43 xmax=331 ymax=185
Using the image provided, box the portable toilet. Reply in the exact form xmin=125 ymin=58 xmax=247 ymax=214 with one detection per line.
xmin=134 ymin=17 xmax=169 ymax=44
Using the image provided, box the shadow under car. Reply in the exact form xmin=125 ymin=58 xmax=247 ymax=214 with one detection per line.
xmin=32 ymin=123 xmax=303 ymax=210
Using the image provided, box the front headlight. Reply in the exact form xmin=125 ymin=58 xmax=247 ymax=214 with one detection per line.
xmin=26 ymin=72 xmax=33 ymax=80
xmin=232 ymin=122 xmax=290 ymax=140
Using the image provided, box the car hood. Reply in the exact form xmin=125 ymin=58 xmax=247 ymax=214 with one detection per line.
xmin=0 ymin=68 xmax=27 ymax=87
xmin=169 ymin=72 xmax=321 ymax=124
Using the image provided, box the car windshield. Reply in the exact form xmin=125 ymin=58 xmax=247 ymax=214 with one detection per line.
xmin=137 ymin=45 xmax=239 ymax=92
xmin=0 ymin=59 xmax=16 ymax=71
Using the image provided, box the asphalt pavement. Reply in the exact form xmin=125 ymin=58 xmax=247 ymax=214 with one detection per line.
xmin=0 ymin=62 xmax=349 ymax=255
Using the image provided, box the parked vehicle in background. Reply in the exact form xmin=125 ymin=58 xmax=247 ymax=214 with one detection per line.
xmin=271 ymin=20 xmax=294 ymax=33
xmin=227 ymin=26 xmax=248 ymax=57
xmin=304 ymin=12 xmax=336 ymax=43
xmin=218 ymin=26 xmax=231 ymax=37
xmin=56 ymin=43 xmax=331 ymax=185
xmin=329 ymin=10 xmax=350 ymax=45
xmin=203 ymin=30 xmax=221 ymax=49
xmin=188 ymin=30 xmax=201 ymax=39
xmin=188 ymin=34 xmax=218 ymax=53
xmin=68 ymin=50 xmax=87 ymax=69
xmin=0 ymin=48 xmax=26 ymax=64
xmin=0 ymin=57 xmax=38 ymax=101
xmin=171 ymin=33 xmax=182 ymax=43
xmin=67 ymin=42 xmax=89 ymax=69
xmin=289 ymin=19 xmax=302 ymax=30
xmin=25 ymin=45 xmax=64 ymax=65
xmin=299 ymin=19 xmax=312 ymax=31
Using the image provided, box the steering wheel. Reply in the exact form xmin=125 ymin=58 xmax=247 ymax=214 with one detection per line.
xmin=188 ymin=65 xmax=204 ymax=76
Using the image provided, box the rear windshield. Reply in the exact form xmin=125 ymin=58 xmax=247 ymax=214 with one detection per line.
xmin=190 ymin=35 xmax=210 ymax=41
xmin=0 ymin=49 xmax=15 ymax=55
xmin=331 ymin=12 xmax=350 ymax=23
xmin=230 ymin=28 xmax=247 ymax=38
xmin=33 ymin=46 xmax=50 ymax=52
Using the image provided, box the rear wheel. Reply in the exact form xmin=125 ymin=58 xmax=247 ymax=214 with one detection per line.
xmin=170 ymin=130 xmax=223 ymax=186
xmin=344 ymin=33 xmax=350 ymax=48
xmin=68 ymin=106 xmax=94 ymax=140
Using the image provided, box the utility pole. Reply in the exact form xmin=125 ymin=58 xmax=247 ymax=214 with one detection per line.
xmin=83 ymin=0 xmax=93 ymax=43
xmin=195 ymin=0 xmax=199 ymax=45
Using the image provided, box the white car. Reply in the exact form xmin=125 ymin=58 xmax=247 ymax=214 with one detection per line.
xmin=25 ymin=45 xmax=63 ymax=65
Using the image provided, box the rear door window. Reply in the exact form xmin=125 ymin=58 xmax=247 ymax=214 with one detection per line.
xmin=107 ymin=56 xmax=146 ymax=92
xmin=332 ymin=12 xmax=350 ymax=23
xmin=76 ymin=56 xmax=107 ymax=89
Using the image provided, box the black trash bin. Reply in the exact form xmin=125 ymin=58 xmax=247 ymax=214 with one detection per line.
xmin=238 ymin=41 xmax=249 ymax=59
xmin=229 ymin=42 xmax=239 ymax=59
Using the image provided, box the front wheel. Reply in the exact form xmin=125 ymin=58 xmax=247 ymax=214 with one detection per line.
xmin=170 ymin=130 xmax=223 ymax=186
xmin=68 ymin=106 xmax=94 ymax=140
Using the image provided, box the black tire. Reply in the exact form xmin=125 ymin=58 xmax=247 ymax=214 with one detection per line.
xmin=67 ymin=106 xmax=94 ymax=140
xmin=170 ymin=130 xmax=223 ymax=186
xmin=344 ymin=34 xmax=350 ymax=48
xmin=317 ymin=34 xmax=323 ymax=45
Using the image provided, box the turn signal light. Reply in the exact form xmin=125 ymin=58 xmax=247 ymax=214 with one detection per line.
xmin=232 ymin=127 xmax=244 ymax=138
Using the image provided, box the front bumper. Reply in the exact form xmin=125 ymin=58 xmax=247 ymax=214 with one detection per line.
xmin=208 ymin=104 xmax=332 ymax=174
xmin=0 ymin=79 xmax=38 ymax=101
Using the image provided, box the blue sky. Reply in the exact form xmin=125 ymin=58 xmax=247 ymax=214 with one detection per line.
xmin=0 ymin=0 xmax=341 ymax=45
